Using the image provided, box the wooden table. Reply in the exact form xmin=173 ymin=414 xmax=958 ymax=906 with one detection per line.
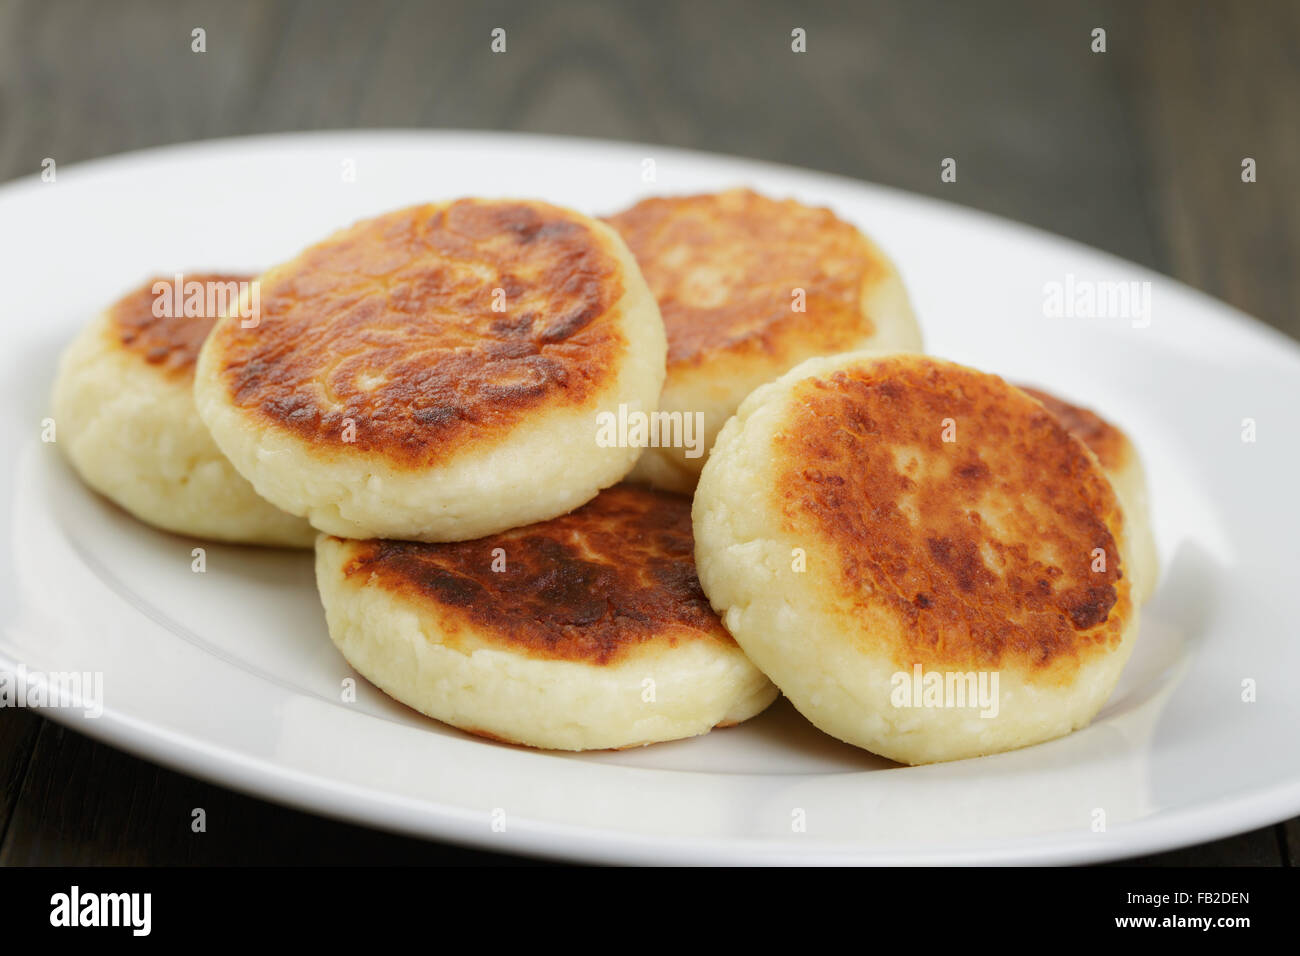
xmin=2 ymin=0 xmax=1297 ymax=865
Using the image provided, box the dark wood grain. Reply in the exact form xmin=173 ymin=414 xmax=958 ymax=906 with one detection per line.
xmin=0 ymin=709 xmax=42 ymax=851
xmin=2 ymin=0 xmax=1296 ymax=335
xmin=0 ymin=718 xmax=525 ymax=865
xmin=1109 ymin=825 xmax=1288 ymax=868
xmin=0 ymin=0 xmax=1295 ymax=865
xmin=1130 ymin=0 xmax=1300 ymax=331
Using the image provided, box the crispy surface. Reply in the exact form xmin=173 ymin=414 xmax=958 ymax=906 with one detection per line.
xmin=209 ymin=200 xmax=626 ymax=467
xmin=1018 ymin=385 xmax=1128 ymax=472
xmin=605 ymin=189 xmax=882 ymax=367
xmin=335 ymin=485 xmax=733 ymax=664
xmin=772 ymin=357 xmax=1130 ymax=676
xmin=111 ymin=273 xmax=251 ymax=379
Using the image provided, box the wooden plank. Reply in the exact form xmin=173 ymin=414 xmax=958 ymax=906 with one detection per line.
xmin=0 ymin=709 xmax=43 ymax=850
xmin=0 ymin=0 xmax=1295 ymax=864
xmin=1111 ymin=824 xmax=1284 ymax=867
xmin=1129 ymin=0 xmax=1300 ymax=335
xmin=0 ymin=720 xmax=528 ymax=865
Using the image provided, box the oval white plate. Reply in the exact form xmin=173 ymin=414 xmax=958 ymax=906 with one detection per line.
xmin=2 ymin=131 xmax=1298 ymax=865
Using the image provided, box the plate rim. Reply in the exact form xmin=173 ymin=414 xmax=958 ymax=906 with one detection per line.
xmin=3 ymin=126 xmax=1298 ymax=360
xmin=4 ymin=128 xmax=1300 ymax=865
xmin=15 ymin=675 xmax=1300 ymax=866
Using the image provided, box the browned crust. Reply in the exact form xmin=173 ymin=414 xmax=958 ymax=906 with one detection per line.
xmin=109 ymin=273 xmax=252 ymax=379
xmin=605 ymin=189 xmax=882 ymax=369
xmin=1017 ymin=385 xmax=1129 ymax=472
xmin=772 ymin=357 xmax=1131 ymax=680
xmin=335 ymin=485 xmax=734 ymax=665
xmin=209 ymin=201 xmax=627 ymax=468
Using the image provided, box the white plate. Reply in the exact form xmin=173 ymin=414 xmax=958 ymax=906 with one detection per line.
xmin=2 ymin=131 xmax=1298 ymax=865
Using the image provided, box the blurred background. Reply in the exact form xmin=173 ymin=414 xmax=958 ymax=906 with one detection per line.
xmin=1 ymin=0 xmax=1296 ymax=864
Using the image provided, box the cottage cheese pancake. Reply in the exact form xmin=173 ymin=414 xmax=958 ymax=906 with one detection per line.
xmin=196 ymin=199 xmax=666 ymax=541
xmin=316 ymin=485 xmax=777 ymax=750
xmin=693 ymin=352 xmax=1140 ymax=764
xmin=52 ymin=275 xmax=315 ymax=546
xmin=607 ymin=189 xmax=922 ymax=491
xmin=1018 ymin=385 xmax=1157 ymax=604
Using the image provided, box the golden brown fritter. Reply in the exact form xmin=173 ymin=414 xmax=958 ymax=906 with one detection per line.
xmin=334 ymin=485 xmax=733 ymax=665
xmin=1018 ymin=385 xmax=1128 ymax=472
xmin=110 ymin=273 xmax=252 ymax=378
xmin=206 ymin=200 xmax=627 ymax=468
xmin=771 ymin=356 xmax=1132 ymax=682
xmin=606 ymin=188 xmax=884 ymax=367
